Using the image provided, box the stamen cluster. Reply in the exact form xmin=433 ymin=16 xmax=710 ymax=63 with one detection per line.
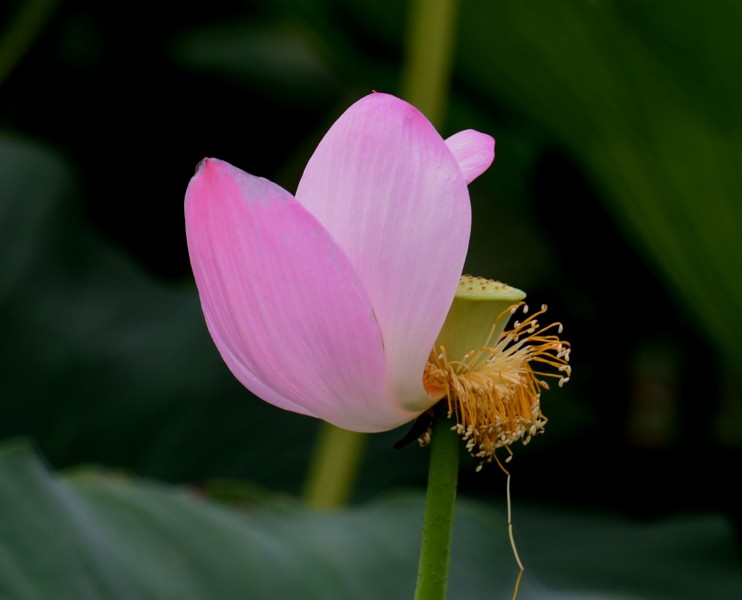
xmin=424 ymin=303 xmax=571 ymax=469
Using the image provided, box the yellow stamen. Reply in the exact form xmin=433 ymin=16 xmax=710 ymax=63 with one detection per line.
xmin=424 ymin=285 xmax=571 ymax=467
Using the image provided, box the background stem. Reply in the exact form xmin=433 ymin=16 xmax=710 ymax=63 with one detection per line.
xmin=302 ymin=422 xmax=366 ymax=509
xmin=302 ymin=0 xmax=460 ymax=514
xmin=401 ymin=0 xmax=460 ymax=126
xmin=0 ymin=0 xmax=58 ymax=89
xmin=404 ymin=0 xmax=461 ymax=594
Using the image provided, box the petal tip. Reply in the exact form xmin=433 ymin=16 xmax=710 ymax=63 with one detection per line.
xmin=194 ymin=157 xmax=209 ymax=175
xmin=192 ymin=157 xmax=229 ymax=178
xmin=353 ymin=91 xmax=428 ymax=124
xmin=445 ymin=129 xmax=496 ymax=184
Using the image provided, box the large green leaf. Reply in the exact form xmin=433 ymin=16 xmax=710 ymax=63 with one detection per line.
xmin=1 ymin=441 xmax=740 ymax=599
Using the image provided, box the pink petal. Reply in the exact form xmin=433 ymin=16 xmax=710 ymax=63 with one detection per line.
xmin=185 ymin=158 xmax=416 ymax=432
xmin=295 ymin=92 xmax=471 ymax=413
xmin=445 ymin=129 xmax=495 ymax=184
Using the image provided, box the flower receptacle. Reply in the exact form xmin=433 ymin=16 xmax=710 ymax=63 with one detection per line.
xmin=434 ymin=275 xmax=526 ymax=368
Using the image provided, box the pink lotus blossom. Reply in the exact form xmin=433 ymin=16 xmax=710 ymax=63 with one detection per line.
xmin=185 ymin=92 xmax=494 ymax=432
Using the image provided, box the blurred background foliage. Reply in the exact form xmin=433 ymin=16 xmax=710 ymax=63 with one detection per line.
xmin=1 ymin=0 xmax=741 ymax=598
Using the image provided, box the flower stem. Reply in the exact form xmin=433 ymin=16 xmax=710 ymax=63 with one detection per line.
xmin=401 ymin=0 xmax=460 ymax=126
xmin=302 ymin=422 xmax=366 ymax=509
xmin=414 ymin=407 xmax=459 ymax=600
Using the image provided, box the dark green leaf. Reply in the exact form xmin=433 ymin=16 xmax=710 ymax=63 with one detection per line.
xmin=1 ymin=442 xmax=741 ymax=599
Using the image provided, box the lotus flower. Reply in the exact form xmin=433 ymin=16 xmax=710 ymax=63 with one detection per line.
xmin=185 ymin=92 xmax=495 ymax=432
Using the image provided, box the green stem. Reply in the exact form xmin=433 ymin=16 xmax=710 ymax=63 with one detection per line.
xmin=401 ymin=0 xmax=461 ymax=126
xmin=0 ymin=0 xmax=59 ymax=88
xmin=414 ymin=408 xmax=459 ymax=600
xmin=302 ymin=421 xmax=366 ymax=509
